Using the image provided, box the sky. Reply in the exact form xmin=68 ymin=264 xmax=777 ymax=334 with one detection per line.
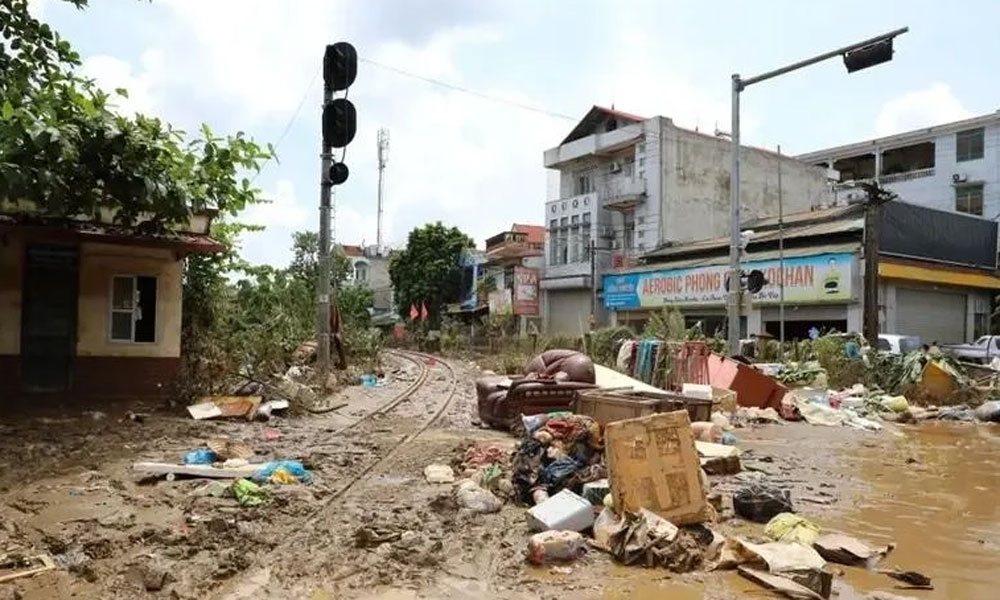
xmin=31 ymin=0 xmax=1000 ymax=266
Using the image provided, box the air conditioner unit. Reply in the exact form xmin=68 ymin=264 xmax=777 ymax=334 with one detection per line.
xmin=953 ymin=173 xmax=968 ymax=183
xmin=610 ymin=161 xmax=623 ymax=173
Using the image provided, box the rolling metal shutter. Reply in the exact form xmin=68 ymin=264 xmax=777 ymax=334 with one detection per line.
xmin=896 ymin=288 xmax=967 ymax=344
xmin=547 ymin=290 xmax=591 ymax=335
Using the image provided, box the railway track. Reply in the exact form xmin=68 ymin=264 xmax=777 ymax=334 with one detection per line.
xmin=218 ymin=349 xmax=461 ymax=598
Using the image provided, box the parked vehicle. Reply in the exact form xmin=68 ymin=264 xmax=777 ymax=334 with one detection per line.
xmin=877 ymin=334 xmax=923 ymax=355
xmin=942 ymin=335 xmax=1000 ymax=364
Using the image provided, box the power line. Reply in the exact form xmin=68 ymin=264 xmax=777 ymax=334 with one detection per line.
xmin=360 ymin=57 xmax=577 ymax=122
xmin=252 ymin=64 xmax=321 ymax=183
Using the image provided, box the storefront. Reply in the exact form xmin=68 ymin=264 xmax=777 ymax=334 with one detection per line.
xmin=604 ymin=250 xmax=862 ymax=339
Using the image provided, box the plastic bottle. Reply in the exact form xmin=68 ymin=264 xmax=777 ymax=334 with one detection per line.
xmin=526 ymin=530 xmax=586 ymax=565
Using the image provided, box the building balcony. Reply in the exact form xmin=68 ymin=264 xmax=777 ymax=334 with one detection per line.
xmin=880 ymin=167 xmax=935 ymax=184
xmin=599 ymin=177 xmax=646 ymax=211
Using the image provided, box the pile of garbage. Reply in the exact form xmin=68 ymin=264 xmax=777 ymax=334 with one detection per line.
xmin=511 ymin=412 xmax=606 ymax=505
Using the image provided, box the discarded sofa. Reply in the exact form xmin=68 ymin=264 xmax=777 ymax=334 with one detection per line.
xmin=476 ymin=349 xmax=597 ymax=429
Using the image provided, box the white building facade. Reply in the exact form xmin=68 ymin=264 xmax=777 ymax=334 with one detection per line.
xmin=541 ymin=106 xmax=830 ymax=335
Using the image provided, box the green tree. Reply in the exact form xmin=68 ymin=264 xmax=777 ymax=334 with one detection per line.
xmin=389 ymin=222 xmax=473 ymax=326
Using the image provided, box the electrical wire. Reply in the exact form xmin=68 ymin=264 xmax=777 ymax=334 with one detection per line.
xmin=252 ymin=64 xmax=322 ymax=183
xmin=359 ymin=56 xmax=577 ymax=122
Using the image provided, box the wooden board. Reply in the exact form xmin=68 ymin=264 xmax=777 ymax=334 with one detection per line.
xmin=604 ymin=410 xmax=709 ymax=525
xmin=0 ymin=554 xmax=55 ymax=584
xmin=133 ymin=462 xmax=262 ymax=479
xmin=188 ymin=396 xmax=262 ymax=420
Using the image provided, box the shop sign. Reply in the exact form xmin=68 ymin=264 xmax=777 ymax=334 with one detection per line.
xmin=512 ymin=266 xmax=539 ymax=315
xmin=604 ymin=252 xmax=854 ymax=310
xmin=488 ymin=289 xmax=512 ymax=315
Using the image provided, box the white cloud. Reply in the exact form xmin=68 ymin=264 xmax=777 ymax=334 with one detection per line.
xmin=244 ymin=179 xmax=309 ymax=229
xmin=80 ymin=49 xmax=164 ymax=115
xmin=876 ymin=83 xmax=973 ymax=136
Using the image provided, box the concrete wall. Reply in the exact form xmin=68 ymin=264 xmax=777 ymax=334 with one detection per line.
xmin=77 ymin=243 xmax=182 ymax=358
xmin=0 ymin=235 xmax=23 ymax=355
xmin=662 ymin=125 xmax=829 ymax=244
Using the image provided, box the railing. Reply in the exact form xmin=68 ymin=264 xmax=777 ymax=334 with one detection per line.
xmin=880 ymin=167 xmax=935 ymax=184
xmin=598 ymin=176 xmax=647 ymax=206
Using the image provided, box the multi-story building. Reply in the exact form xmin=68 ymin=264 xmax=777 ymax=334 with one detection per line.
xmin=541 ymin=105 xmax=830 ymax=335
xmin=341 ymin=244 xmax=393 ymax=317
xmin=797 ymin=111 xmax=1000 ymax=218
xmin=483 ymin=224 xmax=544 ymax=331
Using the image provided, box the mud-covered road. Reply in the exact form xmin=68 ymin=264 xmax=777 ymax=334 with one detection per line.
xmin=1 ymin=354 xmax=998 ymax=599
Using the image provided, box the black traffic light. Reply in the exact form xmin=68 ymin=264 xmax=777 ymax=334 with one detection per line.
xmin=746 ymin=269 xmax=767 ymax=294
xmin=329 ymin=162 xmax=349 ymax=185
xmin=843 ymin=39 xmax=894 ymax=73
xmin=322 ymin=98 xmax=356 ymax=148
xmin=324 ymin=42 xmax=357 ymax=91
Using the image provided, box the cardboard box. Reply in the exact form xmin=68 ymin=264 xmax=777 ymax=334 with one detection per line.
xmin=604 ymin=410 xmax=709 ymax=525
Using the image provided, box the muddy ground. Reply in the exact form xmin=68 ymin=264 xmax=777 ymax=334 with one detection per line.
xmin=1 ymin=354 xmax=998 ymax=600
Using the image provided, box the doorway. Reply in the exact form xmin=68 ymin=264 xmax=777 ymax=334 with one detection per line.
xmin=20 ymin=244 xmax=79 ymax=392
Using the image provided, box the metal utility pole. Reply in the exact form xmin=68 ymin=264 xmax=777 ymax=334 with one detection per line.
xmin=777 ymin=144 xmax=785 ymax=358
xmin=728 ymin=26 xmax=908 ymax=355
xmin=318 ymin=86 xmax=334 ymax=374
xmin=376 ymin=128 xmax=389 ymax=253
xmin=589 ymin=238 xmax=597 ymax=327
xmin=862 ymin=182 xmax=892 ymax=347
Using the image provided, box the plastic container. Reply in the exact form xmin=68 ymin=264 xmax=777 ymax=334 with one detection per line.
xmin=527 ymin=489 xmax=595 ymax=532
xmin=526 ymin=530 xmax=587 ymax=565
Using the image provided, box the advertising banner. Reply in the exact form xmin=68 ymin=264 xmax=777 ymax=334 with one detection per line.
xmin=512 ymin=266 xmax=540 ymax=315
xmin=488 ymin=289 xmax=512 ymax=315
xmin=604 ymin=252 xmax=854 ymax=310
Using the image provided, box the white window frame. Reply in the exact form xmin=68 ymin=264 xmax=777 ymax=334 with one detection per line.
xmin=109 ymin=274 xmax=157 ymax=344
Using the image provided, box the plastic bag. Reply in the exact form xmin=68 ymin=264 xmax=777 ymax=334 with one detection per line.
xmin=184 ymin=448 xmax=219 ymax=465
xmin=764 ymin=512 xmax=820 ymax=544
xmin=255 ymin=460 xmax=312 ymax=484
xmin=232 ymin=478 xmax=267 ymax=507
xmin=527 ymin=530 xmax=586 ymax=565
xmin=455 ymin=479 xmax=502 ymax=514
xmin=733 ymin=484 xmax=793 ymax=523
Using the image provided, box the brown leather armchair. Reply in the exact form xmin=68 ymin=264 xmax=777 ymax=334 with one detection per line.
xmin=476 ymin=350 xmax=597 ymax=429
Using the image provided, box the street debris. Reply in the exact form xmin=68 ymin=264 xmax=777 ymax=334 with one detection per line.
xmin=424 ymin=463 xmax=456 ymax=483
xmin=721 ymin=538 xmax=831 ymax=598
xmin=187 ymin=396 xmax=262 ymax=420
xmin=526 ymin=530 xmax=587 ymax=565
xmin=255 ymin=460 xmax=312 ymax=484
xmin=455 ymin=479 xmax=502 ymax=514
xmin=0 ymin=554 xmax=56 ymax=584
xmin=765 ymin=513 xmax=821 ymax=544
xmin=733 ymin=483 xmax=793 ymax=523
xmin=738 ymin=566 xmax=825 ymax=600
xmin=512 ymin=412 xmax=605 ymax=504
xmin=527 ymin=489 xmax=594 ymax=532
xmin=207 ymin=438 xmax=255 ymax=460
xmin=813 ymin=533 xmax=893 ymax=567
xmin=132 ymin=461 xmax=263 ymax=480
xmin=605 ymin=411 xmax=710 ymax=524
xmin=231 ymin=478 xmax=267 ymax=507
xmin=877 ymin=567 xmax=932 ymax=589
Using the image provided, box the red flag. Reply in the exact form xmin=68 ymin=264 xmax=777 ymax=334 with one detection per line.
xmin=420 ymin=302 xmax=429 ymax=321
xmin=409 ymin=304 xmax=419 ymax=321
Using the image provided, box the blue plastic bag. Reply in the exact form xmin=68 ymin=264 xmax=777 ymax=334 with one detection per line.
xmin=184 ymin=448 xmax=219 ymax=465
xmin=254 ymin=460 xmax=312 ymax=483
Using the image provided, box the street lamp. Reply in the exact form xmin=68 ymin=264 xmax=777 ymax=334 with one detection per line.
xmin=727 ymin=27 xmax=909 ymax=355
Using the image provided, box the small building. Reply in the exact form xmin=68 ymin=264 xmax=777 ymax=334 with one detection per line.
xmin=603 ymin=200 xmax=999 ymax=344
xmin=340 ymin=244 xmax=393 ymax=318
xmin=541 ymin=105 xmax=830 ymax=335
xmin=0 ymin=209 xmax=223 ymax=399
xmin=482 ymin=224 xmax=544 ymax=332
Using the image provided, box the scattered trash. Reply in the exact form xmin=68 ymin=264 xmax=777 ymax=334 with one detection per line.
xmin=974 ymin=400 xmax=1000 ymax=422
xmin=738 ymin=566 xmax=825 ymax=600
xmin=526 ymin=530 xmax=587 ymax=565
xmin=581 ymin=479 xmax=610 ymax=506
xmin=605 ymin=411 xmax=709 ymax=525
xmin=255 ymin=460 xmax=312 ymax=484
xmin=231 ymin=478 xmax=267 ymax=507
xmin=460 ymin=442 xmax=508 ymax=472
xmin=361 ymin=374 xmax=378 ymax=388
xmin=733 ymin=483 xmax=793 ymax=523
xmin=734 ymin=406 xmax=784 ymax=425
xmin=527 ymin=489 xmax=594 ymax=532
xmin=132 ymin=461 xmax=262 ymax=480
xmin=876 ymin=567 xmax=932 ymax=589
xmin=189 ymin=481 xmax=229 ymax=497
xmin=606 ymin=509 xmax=716 ymax=572
xmin=692 ymin=421 xmax=724 ymax=442
xmin=592 ymin=507 xmax=626 ymax=551
xmin=187 ymin=396 xmax=262 ymax=420
xmin=207 ymin=438 xmax=254 ymax=461
xmin=813 ymin=533 xmax=893 ymax=567
xmin=765 ymin=513 xmax=820 ymax=545
xmin=183 ymin=448 xmax=219 ymax=465
xmin=722 ymin=538 xmax=831 ymax=598
xmin=260 ymin=428 xmax=281 ymax=441
xmin=424 ymin=464 xmax=455 ymax=484
xmin=0 ymin=554 xmax=56 ymax=584
xmin=257 ymin=399 xmax=290 ymax=419
xmin=880 ymin=395 xmax=910 ymax=414
xmin=455 ymin=479 xmax=502 ymax=514
xmin=865 ymin=592 xmax=920 ymax=600
xmin=511 ymin=413 xmax=604 ymax=504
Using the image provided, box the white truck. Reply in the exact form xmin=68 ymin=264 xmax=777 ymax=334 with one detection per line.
xmin=943 ymin=336 xmax=1000 ymax=364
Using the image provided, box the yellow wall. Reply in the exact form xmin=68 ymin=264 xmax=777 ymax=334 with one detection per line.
xmin=77 ymin=243 xmax=182 ymax=358
xmin=0 ymin=235 xmax=23 ymax=355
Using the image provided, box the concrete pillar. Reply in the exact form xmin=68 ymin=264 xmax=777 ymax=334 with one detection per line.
xmin=747 ymin=305 xmax=763 ymax=336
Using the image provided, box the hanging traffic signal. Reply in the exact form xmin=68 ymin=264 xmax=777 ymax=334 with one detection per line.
xmin=746 ymin=269 xmax=767 ymax=294
xmin=322 ymin=98 xmax=356 ymax=148
xmin=843 ymin=39 xmax=894 ymax=73
xmin=324 ymin=42 xmax=357 ymax=91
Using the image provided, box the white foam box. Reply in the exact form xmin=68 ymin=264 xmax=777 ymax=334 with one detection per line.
xmin=527 ymin=489 xmax=595 ymax=532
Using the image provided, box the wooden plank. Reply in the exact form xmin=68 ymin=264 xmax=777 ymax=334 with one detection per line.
xmin=133 ymin=462 xmax=262 ymax=479
xmin=0 ymin=555 xmax=55 ymax=584
xmin=737 ymin=566 xmax=823 ymax=600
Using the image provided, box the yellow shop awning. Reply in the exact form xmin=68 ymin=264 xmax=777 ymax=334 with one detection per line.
xmin=879 ymin=261 xmax=1000 ymax=289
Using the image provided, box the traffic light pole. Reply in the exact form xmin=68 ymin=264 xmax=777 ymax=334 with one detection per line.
xmin=317 ymin=84 xmax=334 ymax=378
